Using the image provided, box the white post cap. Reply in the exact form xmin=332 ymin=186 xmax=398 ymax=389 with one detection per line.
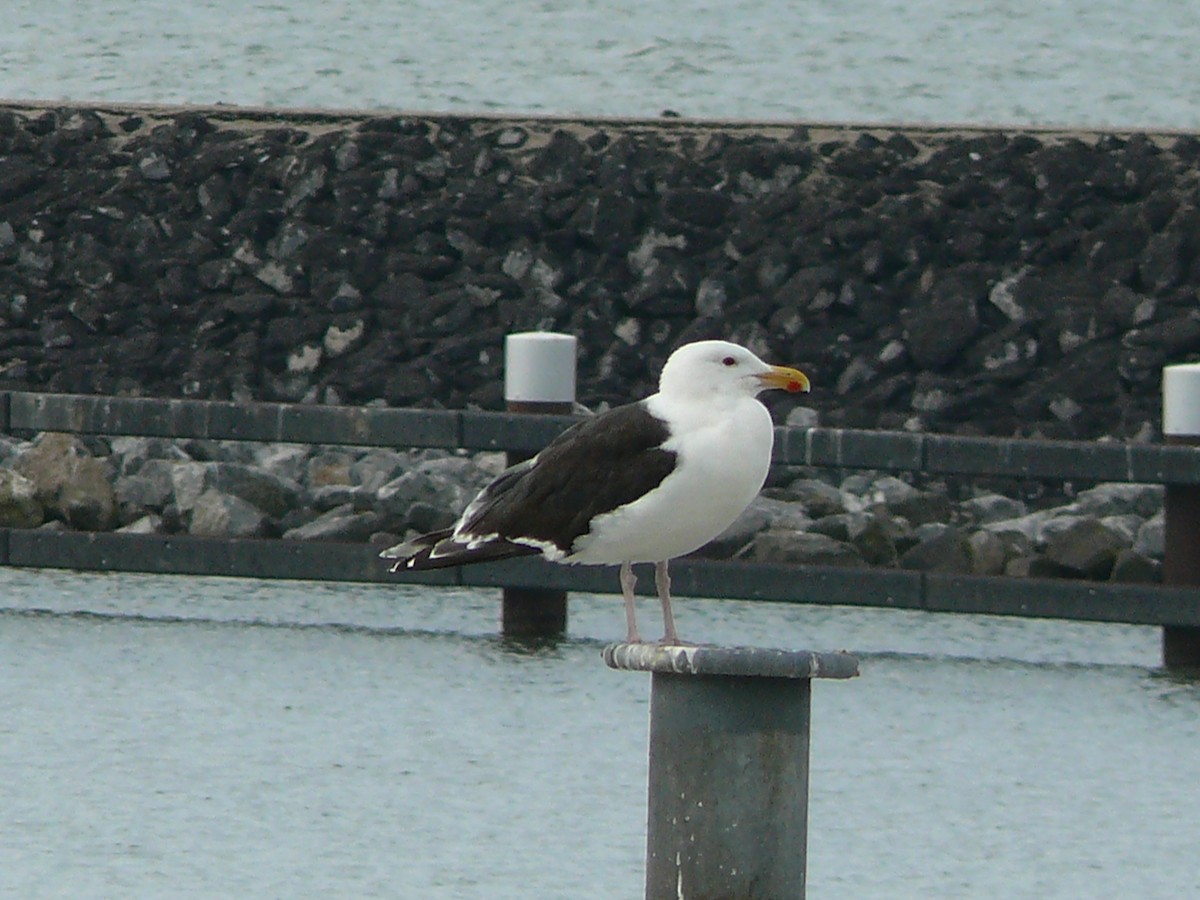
xmin=504 ymin=332 xmax=577 ymax=403
xmin=1163 ymin=363 xmax=1200 ymax=436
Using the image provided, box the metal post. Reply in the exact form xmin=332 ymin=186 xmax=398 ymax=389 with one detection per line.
xmin=501 ymin=332 xmax=577 ymax=638
xmin=1162 ymin=363 xmax=1200 ymax=668
xmin=603 ymin=643 xmax=859 ymax=900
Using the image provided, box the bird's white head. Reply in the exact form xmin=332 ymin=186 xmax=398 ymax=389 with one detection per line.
xmin=658 ymin=340 xmax=811 ymax=401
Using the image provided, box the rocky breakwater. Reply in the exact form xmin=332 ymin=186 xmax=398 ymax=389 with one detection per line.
xmin=2 ymin=103 xmax=1200 ymax=440
xmin=0 ymin=431 xmax=1166 ymax=587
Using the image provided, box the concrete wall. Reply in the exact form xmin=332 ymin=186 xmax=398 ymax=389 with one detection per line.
xmin=2 ymin=101 xmax=1198 ymax=439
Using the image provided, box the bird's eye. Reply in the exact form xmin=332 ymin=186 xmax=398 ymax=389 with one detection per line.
xmin=722 ymin=356 xmax=736 ymax=366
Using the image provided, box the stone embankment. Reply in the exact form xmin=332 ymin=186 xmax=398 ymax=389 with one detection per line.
xmin=2 ymin=103 xmax=1200 ymax=441
xmin=0 ymin=431 xmax=1164 ymax=585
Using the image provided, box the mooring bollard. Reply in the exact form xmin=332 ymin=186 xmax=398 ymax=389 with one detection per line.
xmin=1162 ymin=362 xmax=1200 ymax=668
xmin=604 ymin=642 xmax=859 ymax=899
xmin=501 ymin=332 xmax=577 ymax=638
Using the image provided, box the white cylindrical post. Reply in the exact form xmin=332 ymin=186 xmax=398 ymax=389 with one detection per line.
xmin=501 ymin=332 xmax=578 ymax=638
xmin=504 ymin=332 xmax=577 ymax=408
xmin=1162 ymin=363 xmax=1200 ymax=668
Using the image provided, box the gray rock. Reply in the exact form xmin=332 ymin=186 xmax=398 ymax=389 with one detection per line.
xmin=983 ymin=510 xmax=1058 ymax=546
xmin=960 ymin=493 xmax=1027 ymax=525
xmin=114 ymin=458 xmax=178 ymax=511
xmin=0 ymin=468 xmax=44 ymax=528
xmin=117 ymin=513 xmax=164 ymax=535
xmin=308 ymin=483 xmax=378 ymax=512
xmin=1134 ymin=512 xmax=1164 ymax=558
xmin=1043 ymin=517 xmax=1129 ymax=579
xmin=108 ymin=436 xmax=192 ymax=476
xmin=1099 ymin=514 xmax=1144 ymax=544
xmin=768 ymin=477 xmax=845 ymax=517
xmin=378 ymin=464 xmax=475 ymax=519
xmin=404 ymin=501 xmax=457 ymax=534
xmin=750 ymin=530 xmax=867 ymax=567
xmin=188 ymin=488 xmax=268 ymax=538
xmin=887 ymin=490 xmax=954 ymax=527
xmin=282 ymin=504 xmax=384 ymax=542
xmin=967 ymin=530 xmax=1007 ymax=576
xmin=350 ymin=449 xmax=411 ymax=491
xmin=1109 ymin=548 xmax=1160 ymax=584
xmin=697 ymin=503 xmax=772 ymax=559
xmin=306 ymin=450 xmax=356 ymax=487
xmin=214 ymin=463 xmax=303 ymax=518
xmin=13 ymin=433 xmax=117 ymax=531
xmin=249 ymin=443 xmax=311 ymax=484
xmin=1067 ymin=483 xmax=1164 ymax=518
xmin=899 ymin=527 xmax=972 ymax=574
xmin=850 ymin=514 xmax=902 ymax=567
xmin=859 ymin=475 xmax=918 ymax=506
xmin=808 ymin=512 xmax=871 ymax=542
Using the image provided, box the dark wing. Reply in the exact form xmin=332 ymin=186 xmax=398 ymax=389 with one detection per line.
xmin=381 ymin=401 xmax=677 ymax=571
xmin=380 ymin=526 xmax=541 ymax=572
xmin=459 ymin=401 xmax=678 ymax=555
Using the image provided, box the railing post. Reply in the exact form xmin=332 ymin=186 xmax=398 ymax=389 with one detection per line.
xmin=603 ymin=643 xmax=859 ymax=899
xmin=500 ymin=332 xmax=577 ymax=638
xmin=1162 ymin=363 xmax=1200 ymax=668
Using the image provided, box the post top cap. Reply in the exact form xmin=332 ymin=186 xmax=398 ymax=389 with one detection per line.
xmin=602 ymin=642 xmax=860 ymax=680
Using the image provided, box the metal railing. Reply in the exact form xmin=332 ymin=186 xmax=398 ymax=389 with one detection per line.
xmin=2 ymin=389 xmax=1199 ymax=629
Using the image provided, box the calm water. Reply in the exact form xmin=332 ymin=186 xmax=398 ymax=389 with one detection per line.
xmin=2 ymin=568 xmax=1199 ymax=898
xmin=1 ymin=0 xmax=1199 ymax=128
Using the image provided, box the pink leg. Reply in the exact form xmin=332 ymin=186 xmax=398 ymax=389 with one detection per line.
xmin=620 ymin=561 xmax=642 ymax=643
xmin=654 ymin=560 xmax=680 ymax=644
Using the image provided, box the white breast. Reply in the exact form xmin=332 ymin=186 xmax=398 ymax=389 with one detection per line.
xmin=567 ymin=394 xmax=773 ymax=565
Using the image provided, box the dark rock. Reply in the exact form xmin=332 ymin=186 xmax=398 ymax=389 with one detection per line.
xmin=750 ymin=530 xmax=867 ymax=567
xmin=1109 ymin=548 xmax=1160 ymax=584
xmin=1042 ymin=517 xmax=1129 ymax=579
xmin=13 ymin=433 xmax=116 ymax=531
xmin=282 ymin=503 xmax=384 ymax=541
xmin=899 ymin=527 xmax=972 ymax=573
xmin=188 ymin=488 xmax=268 ymax=537
xmin=887 ymin=490 xmax=954 ymax=527
xmin=902 ymin=271 xmax=982 ymax=368
xmin=765 ymin=477 xmax=845 ymax=518
xmin=0 ymin=467 xmax=44 ymax=527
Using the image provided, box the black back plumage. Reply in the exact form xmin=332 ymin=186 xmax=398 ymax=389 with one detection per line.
xmin=395 ymin=402 xmax=677 ymax=570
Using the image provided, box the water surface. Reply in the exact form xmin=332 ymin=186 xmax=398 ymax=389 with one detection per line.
xmin=3 ymin=568 xmax=1198 ymax=898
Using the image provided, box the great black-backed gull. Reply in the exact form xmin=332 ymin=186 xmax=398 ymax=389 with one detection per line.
xmin=380 ymin=340 xmax=810 ymax=643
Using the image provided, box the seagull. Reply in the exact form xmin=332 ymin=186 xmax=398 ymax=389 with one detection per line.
xmin=381 ymin=340 xmax=810 ymax=643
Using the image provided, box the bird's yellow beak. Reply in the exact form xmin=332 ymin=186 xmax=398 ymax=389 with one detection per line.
xmin=757 ymin=365 xmax=811 ymax=394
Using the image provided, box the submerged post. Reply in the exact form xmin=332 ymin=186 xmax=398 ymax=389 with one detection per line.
xmin=501 ymin=332 xmax=577 ymax=638
xmin=604 ymin=643 xmax=859 ymax=899
xmin=1162 ymin=363 xmax=1200 ymax=668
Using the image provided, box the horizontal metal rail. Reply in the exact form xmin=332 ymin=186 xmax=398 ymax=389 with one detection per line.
xmin=1 ymin=389 xmax=1198 ymax=630
xmin=2 ymin=529 xmax=1197 ymax=629
xmin=4 ymin=390 xmax=1200 ymax=483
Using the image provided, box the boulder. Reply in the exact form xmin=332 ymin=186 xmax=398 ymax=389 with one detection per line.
xmin=959 ymin=493 xmax=1027 ymax=525
xmin=13 ymin=433 xmax=117 ymax=531
xmin=696 ymin=503 xmax=772 ymax=559
xmin=1067 ymin=483 xmax=1164 ymax=518
xmin=117 ymin=513 xmax=164 ymax=535
xmin=1042 ymin=517 xmax=1129 ymax=579
xmin=886 ymin=490 xmax=955 ymax=527
xmin=899 ymin=527 xmax=972 ymax=574
xmin=282 ymin=503 xmax=385 ymax=541
xmin=170 ymin=461 xmax=301 ymax=518
xmin=1134 ymin=513 xmax=1165 ymax=558
xmin=0 ymin=467 xmax=44 ymax=528
xmin=1109 ymin=549 xmax=1160 ymax=584
xmin=188 ymin=488 xmax=268 ymax=538
xmin=967 ymin=530 xmax=1008 ymax=576
xmin=749 ymin=530 xmax=867 ymax=567
xmin=766 ymin=477 xmax=846 ymax=517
